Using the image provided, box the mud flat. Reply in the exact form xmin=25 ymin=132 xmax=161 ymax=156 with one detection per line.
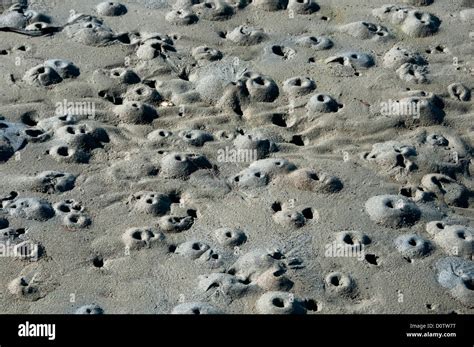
xmin=0 ymin=0 xmax=473 ymax=314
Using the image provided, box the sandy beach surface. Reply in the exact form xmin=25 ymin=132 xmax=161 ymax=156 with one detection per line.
xmin=0 ymin=0 xmax=473 ymax=314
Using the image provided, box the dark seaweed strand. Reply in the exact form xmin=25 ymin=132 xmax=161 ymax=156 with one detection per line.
xmin=0 ymin=26 xmax=63 ymax=36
